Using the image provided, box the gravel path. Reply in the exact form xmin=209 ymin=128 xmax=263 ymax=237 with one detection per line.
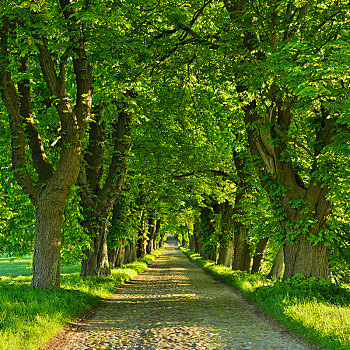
xmin=51 ymin=236 xmax=317 ymax=350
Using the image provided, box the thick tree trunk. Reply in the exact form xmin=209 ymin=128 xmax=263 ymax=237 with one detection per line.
xmin=268 ymin=246 xmax=284 ymax=279
xmin=195 ymin=238 xmax=202 ymax=254
xmin=232 ymin=228 xmax=252 ymax=272
xmin=189 ymin=235 xmax=195 ymax=250
xmin=137 ymin=234 xmax=147 ymax=258
xmin=192 ymin=222 xmax=201 ymax=253
xmin=251 ymin=237 xmax=269 ymax=273
xmin=154 ymin=219 xmax=161 ymax=248
xmin=218 ymin=240 xmax=234 ymax=267
xmin=125 ymin=236 xmax=137 ymax=263
xmin=244 ymin=101 xmax=333 ymax=279
xmin=31 ymin=193 xmax=67 ymax=288
xmin=108 ymin=247 xmax=118 ymax=267
xmin=81 ymin=215 xmax=111 ymax=276
xmin=115 ymin=244 xmax=126 ymax=266
xmin=1 ymin=10 xmax=92 ymax=290
xmin=284 ymin=237 xmax=329 ymax=279
xmin=108 ymin=238 xmax=126 ymax=267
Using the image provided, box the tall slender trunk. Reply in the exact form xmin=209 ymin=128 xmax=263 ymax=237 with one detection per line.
xmin=146 ymin=215 xmax=156 ymax=254
xmin=217 ymin=201 xmax=234 ymax=267
xmin=231 ymin=150 xmax=253 ymax=272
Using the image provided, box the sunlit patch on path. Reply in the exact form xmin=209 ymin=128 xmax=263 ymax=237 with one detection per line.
xmin=53 ymin=236 xmax=315 ymax=350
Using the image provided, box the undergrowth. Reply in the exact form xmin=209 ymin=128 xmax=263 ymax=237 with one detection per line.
xmin=181 ymin=247 xmax=350 ymax=350
xmin=0 ymin=247 xmax=164 ymax=350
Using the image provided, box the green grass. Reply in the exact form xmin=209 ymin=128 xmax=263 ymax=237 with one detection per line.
xmin=181 ymin=247 xmax=350 ymax=350
xmin=0 ymin=247 xmax=165 ymax=350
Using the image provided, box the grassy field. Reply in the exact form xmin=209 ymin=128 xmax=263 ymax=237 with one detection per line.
xmin=180 ymin=247 xmax=350 ymax=350
xmin=0 ymin=248 xmax=165 ymax=350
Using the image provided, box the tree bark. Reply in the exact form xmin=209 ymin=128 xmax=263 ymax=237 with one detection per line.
xmin=232 ymin=228 xmax=252 ymax=272
xmin=217 ymin=201 xmax=234 ymax=267
xmin=146 ymin=214 xmax=157 ymax=254
xmin=218 ymin=240 xmax=234 ymax=267
xmin=125 ymin=236 xmax=137 ymax=263
xmin=31 ymin=193 xmax=66 ymax=288
xmin=268 ymin=246 xmax=284 ymax=279
xmin=231 ymin=150 xmax=253 ymax=272
xmin=115 ymin=244 xmax=126 ymax=267
xmin=108 ymin=238 xmax=126 ymax=267
xmin=251 ymin=237 xmax=269 ymax=273
xmin=81 ymin=213 xmax=111 ymax=276
xmin=138 ymin=234 xmax=147 ymax=258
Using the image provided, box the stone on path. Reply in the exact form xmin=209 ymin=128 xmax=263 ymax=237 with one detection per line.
xmin=50 ymin=236 xmax=317 ymax=350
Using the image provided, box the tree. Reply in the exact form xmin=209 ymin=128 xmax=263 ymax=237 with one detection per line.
xmin=79 ymin=103 xmax=131 ymax=276
xmin=0 ymin=1 xmax=92 ymax=288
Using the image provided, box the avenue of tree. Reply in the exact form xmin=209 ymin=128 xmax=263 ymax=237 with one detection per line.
xmin=0 ymin=0 xmax=349 ymax=289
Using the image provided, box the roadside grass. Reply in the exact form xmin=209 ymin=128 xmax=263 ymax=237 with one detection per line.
xmin=181 ymin=247 xmax=350 ymax=350
xmin=0 ymin=247 xmax=165 ymax=350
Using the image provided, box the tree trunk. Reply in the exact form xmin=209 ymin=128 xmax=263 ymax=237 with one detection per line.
xmin=243 ymin=99 xmax=333 ymax=279
xmin=189 ymin=235 xmax=195 ymax=250
xmin=217 ymin=201 xmax=234 ymax=267
xmin=232 ymin=228 xmax=252 ymax=272
xmin=115 ymin=244 xmax=126 ymax=266
xmin=79 ymin=104 xmax=131 ymax=276
xmin=154 ymin=219 xmax=161 ymax=248
xmin=218 ymin=240 xmax=234 ymax=267
xmin=81 ymin=214 xmax=111 ymax=276
xmin=268 ymin=246 xmax=284 ymax=279
xmin=251 ymin=237 xmax=269 ymax=273
xmin=146 ymin=215 xmax=156 ymax=254
xmin=138 ymin=234 xmax=147 ymax=258
xmin=284 ymin=237 xmax=329 ymax=279
xmin=0 ymin=17 xmax=92 ymax=289
xmin=159 ymin=233 xmax=166 ymax=247
xmin=108 ymin=247 xmax=119 ymax=267
xmin=31 ymin=193 xmax=67 ymax=289
xmin=108 ymin=238 xmax=126 ymax=267
xmin=125 ymin=236 xmax=137 ymax=263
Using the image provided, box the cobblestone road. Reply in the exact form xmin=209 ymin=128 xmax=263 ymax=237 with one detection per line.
xmin=52 ymin=236 xmax=317 ymax=350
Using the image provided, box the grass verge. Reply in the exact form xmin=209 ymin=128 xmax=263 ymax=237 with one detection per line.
xmin=0 ymin=247 xmax=165 ymax=350
xmin=180 ymin=247 xmax=350 ymax=350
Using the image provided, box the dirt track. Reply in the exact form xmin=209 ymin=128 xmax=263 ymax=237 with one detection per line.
xmin=46 ymin=236 xmax=317 ymax=350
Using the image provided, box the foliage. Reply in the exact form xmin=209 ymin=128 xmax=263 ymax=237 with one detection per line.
xmin=181 ymin=247 xmax=350 ymax=350
xmin=0 ymin=247 xmax=164 ymax=350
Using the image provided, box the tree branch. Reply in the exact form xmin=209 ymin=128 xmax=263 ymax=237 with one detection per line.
xmin=168 ymin=169 xmax=230 ymax=179
xmin=274 ymin=125 xmax=315 ymax=158
xmin=18 ymin=54 xmax=54 ymax=182
xmin=0 ymin=20 xmax=37 ymax=200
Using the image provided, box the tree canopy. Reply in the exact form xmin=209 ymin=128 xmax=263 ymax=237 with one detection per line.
xmin=0 ymin=0 xmax=349 ymax=288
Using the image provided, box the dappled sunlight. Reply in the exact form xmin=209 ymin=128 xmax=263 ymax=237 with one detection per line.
xmin=63 ymin=240 xmax=311 ymax=350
